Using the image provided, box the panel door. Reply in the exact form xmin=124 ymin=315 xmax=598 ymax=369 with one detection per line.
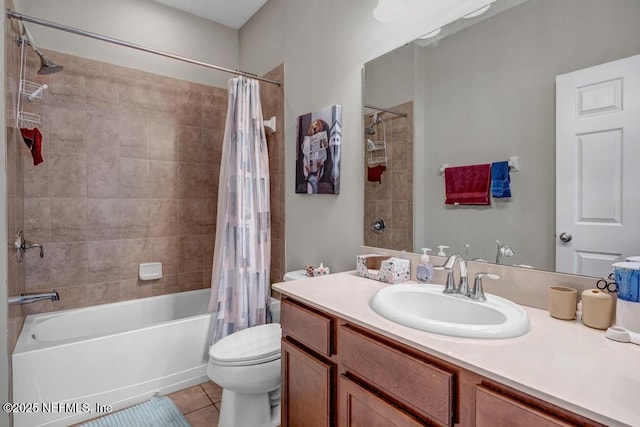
xmin=556 ymin=54 xmax=640 ymax=276
xmin=282 ymin=339 xmax=333 ymax=427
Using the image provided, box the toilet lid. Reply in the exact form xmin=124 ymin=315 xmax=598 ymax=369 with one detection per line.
xmin=209 ymin=323 xmax=281 ymax=366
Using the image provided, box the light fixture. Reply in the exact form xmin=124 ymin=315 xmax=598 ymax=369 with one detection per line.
xmin=419 ymin=27 xmax=442 ymax=39
xmin=373 ymin=0 xmax=409 ymax=22
xmin=463 ymin=3 xmax=493 ymax=19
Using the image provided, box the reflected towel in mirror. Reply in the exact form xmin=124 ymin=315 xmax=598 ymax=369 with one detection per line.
xmin=491 ymin=161 xmax=511 ymax=198
xmin=444 ymin=163 xmax=491 ymax=205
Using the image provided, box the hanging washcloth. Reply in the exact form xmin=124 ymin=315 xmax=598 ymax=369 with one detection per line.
xmin=20 ymin=127 xmax=44 ymax=166
xmin=444 ymin=163 xmax=491 ymax=205
xmin=491 ymin=161 xmax=511 ymax=198
xmin=367 ymin=164 xmax=386 ymax=183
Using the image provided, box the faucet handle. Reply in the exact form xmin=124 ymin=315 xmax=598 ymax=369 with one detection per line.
xmin=434 ymin=266 xmax=456 ymax=294
xmin=471 ymin=273 xmax=500 ymax=301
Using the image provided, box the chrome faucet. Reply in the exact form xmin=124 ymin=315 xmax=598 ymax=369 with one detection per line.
xmin=14 ymin=231 xmax=44 ymax=262
xmin=471 ymin=273 xmax=500 ymax=301
xmin=8 ymin=291 xmax=59 ymax=305
xmin=495 ymin=240 xmax=514 ymax=265
xmin=441 ymin=254 xmax=469 ymax=296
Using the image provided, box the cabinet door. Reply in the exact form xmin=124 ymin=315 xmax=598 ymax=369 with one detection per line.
xmin=476 ymin=386 xmax=574 ymax=427
xmin=282 ymin=339 xmax=334 ymax=427
xmin=339 ymin=375 xmax=425 ymax=427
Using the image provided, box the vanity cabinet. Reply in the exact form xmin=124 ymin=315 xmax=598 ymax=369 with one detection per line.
xmin=281 ymin=299 xmax=336 ymax=427
xmin=280 ymin=296 xmax=604 ymax=427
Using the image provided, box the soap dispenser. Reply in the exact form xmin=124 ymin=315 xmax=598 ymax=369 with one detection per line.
xmin=416 ymin=248 xmax=434 ymax=284
xmin=437 ymin=245 xmax=449 ymax=257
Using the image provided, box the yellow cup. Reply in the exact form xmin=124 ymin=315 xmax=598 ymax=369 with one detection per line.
xmin=548 ymin=286 xmax=578 ymax=320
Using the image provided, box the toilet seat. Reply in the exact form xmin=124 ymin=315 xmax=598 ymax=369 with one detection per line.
xmin=209 ymin=323 xmax=281 ymax=367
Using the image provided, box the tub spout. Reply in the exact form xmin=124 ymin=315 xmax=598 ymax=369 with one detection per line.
xmin=8 ymin=291 xmax=59 ymax=305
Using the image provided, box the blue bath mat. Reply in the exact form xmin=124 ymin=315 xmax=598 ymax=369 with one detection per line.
xmin=80 ymin=397 xmax=190 ymax=427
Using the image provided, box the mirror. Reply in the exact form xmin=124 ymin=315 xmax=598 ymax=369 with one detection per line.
xmin=363 ymin=0 xmax=640 ymax=275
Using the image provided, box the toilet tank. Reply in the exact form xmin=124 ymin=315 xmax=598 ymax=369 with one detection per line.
xmin=270 ymin=298 xmax=280 ymax=324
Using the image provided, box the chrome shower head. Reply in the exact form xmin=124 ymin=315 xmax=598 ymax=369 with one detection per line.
xmin=365 ymin=113 xmax=378 ymax=135
xmin=36 ymin=51 xmax=63 ymax=75
xmin=21 ymin=24 xmax=63 ymax=75
xmin=365 ymin=125 xmax=376 ymax=135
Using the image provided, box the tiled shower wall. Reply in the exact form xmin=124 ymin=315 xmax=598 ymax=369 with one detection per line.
xmin=363 ymin=101 xmax=413 ymax=252
xmin=17 ymin=48 xmax=285 ymax=316
xmin=5 ymin=0 xmax=27 ymax=353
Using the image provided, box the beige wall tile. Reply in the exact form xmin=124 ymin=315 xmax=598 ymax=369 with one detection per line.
xmin=149 ymin=199 xmax=177 ymax=237
xmin=149 ymin=121 xmax=177 ymax=161
xmin=24 ymin=198 xmax=50 ymax=243
xmin=178 ymin=199 xmax=203 ymax=236
xmin=150 ymin=160 xmax=177 ymax=199
xmin=151 ymin=274 xmax=179 ymax=296
xmin=120 ymin=199 xmax=150 ymax=238
xmin=49 ymin=152 xmax=86 ymax=198
xmin=177 ymin=162 xmax=204 ymax=199
xmin=179 ymin=236 xmax=203 ymax=274
xmin=87 ymin=198 xmax=120 ymax=240
xmin=50 ymin=198 xmax=87 ymax=242
xmin=179 ymin=271 xmax=204 ymax=292
xmin=86 ymin=110 xmax=119 ymax=157
xmin=119 ymin=238 xmax=151 ymax=280
xmin=150 ymin=237 xmax=179 ymax=275
xmin=120 ymin=158 xmax=150 ymax=198
xmin=118 ymin=114 xmax=149 ymax=159
xmin=23 ymin=153 xmax=50 ymax=198
xmin=87 ymin=156 xmax=119 ymax=198
xmin=177 ymin=126 xmax=203 ymax=163
xmin=49 ymin=106 xmax=86 ymax=153
xmin=88 ymin=240 xmax=121 ymax=284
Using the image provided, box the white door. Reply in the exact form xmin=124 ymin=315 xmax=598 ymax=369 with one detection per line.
xmin=556 ymin=54 xmax=640 ymax=277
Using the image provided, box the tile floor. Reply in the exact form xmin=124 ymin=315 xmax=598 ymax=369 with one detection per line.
xmin=168 ymin=381 xmax=222 ymax=426
xmin=82 ymin=381 xmax=222 ymax=426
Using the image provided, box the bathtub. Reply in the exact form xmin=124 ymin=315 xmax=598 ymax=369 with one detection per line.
xmin=12 ymin=289 xmax=278 ymax=427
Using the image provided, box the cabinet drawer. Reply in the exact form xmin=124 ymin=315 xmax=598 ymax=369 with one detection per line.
xmin=339 ymin=325 xmax=454 ymax=426
xmin=339 ymin=375 xmax=424 ymax=427
xmin=476 ymin=386 xmax=574 ymax=427
xmin=281 ymin=299 xmax=333 ymax=356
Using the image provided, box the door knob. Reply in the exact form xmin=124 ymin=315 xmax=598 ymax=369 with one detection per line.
xmin=559 ymin=232 xmax=572 ymax=243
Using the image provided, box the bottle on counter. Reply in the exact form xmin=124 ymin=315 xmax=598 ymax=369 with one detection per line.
xmin=416 ymin=248 xmax=434 ymax=284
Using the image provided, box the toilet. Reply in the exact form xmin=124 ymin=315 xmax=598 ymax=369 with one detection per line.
xmin=207 ymin=274 xmax=298 ymax=427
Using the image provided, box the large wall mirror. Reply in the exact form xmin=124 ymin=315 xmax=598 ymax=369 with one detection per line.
xmin=363 ymin=0 xmax=640 ymax=277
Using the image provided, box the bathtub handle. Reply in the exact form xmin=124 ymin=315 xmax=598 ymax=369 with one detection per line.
xmin=14 ymin=230 xmax=44 ymax=262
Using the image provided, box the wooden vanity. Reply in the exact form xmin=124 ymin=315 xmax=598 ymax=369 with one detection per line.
xmin=274 ymin=272 xmax=639 ymax=427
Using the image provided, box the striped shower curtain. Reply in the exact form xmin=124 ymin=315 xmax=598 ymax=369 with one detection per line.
xmin=208 ymin=76 xmax=271 ymax=344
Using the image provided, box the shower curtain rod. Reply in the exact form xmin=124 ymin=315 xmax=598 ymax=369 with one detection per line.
xmin=364 ymin=104 xmax=408 ymax=118
xmin=6 ymin=10 xmax=281 ymax=87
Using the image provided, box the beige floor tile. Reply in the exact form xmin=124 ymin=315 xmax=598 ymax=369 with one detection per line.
xmin=184 ymin=405 xmax=220 ymax=427
xmin=168 ymin=384 xmax=213 ymax=414
xmin=201 ymin=381 xmax=223 ymax=404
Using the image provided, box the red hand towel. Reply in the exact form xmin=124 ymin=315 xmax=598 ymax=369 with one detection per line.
xmin=20 ymin=128 xmax=44 ymax=166
xmin=444 ymin=164 xmax=491 ymax=205
xmin=367 ymin=165 xmax=386 ymax=183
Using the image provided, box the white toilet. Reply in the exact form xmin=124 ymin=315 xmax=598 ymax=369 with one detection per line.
xmin=207 ymin=294 xmax=287 ymax=427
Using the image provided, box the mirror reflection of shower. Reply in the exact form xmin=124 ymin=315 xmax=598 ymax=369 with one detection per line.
xmin=365 ymin=113 xmax=379 ymax=135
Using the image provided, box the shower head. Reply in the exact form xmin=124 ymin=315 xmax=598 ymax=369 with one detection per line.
xmin=36 ymin=52 xmax=63 ymax=75
xmin=21 ymin=24 xmax=64 ymax=75
xmin=365 ymin=113 xmax=378 ymax=135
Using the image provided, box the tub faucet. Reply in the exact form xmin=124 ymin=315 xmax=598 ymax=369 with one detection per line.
xmin=495 ymin=240 xmax=514 ymax=265
xmin=8 ymin=291 xmax=59 ymax=305
xmin=440 ymin=254 xmax=469 ymax=296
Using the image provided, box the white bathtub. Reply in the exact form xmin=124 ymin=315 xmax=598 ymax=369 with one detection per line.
xmin=12 ymin=288 xmax=266 ymax=427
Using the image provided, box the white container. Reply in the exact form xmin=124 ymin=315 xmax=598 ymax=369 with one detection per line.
xmin=612 ymin=262 xmax=640 ymax=302
xmin=616 ymin=299 xmax=640 ymax=334
xmin=139 ymin=262 xmax=162 ymax=280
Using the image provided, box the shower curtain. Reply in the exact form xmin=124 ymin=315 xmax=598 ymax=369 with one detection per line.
xmin=208 ymin=76 xmax=271 ymax=344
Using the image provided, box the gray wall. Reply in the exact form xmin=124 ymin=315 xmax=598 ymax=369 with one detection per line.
xmin=239 ymin=0 xmax=491 ymax=273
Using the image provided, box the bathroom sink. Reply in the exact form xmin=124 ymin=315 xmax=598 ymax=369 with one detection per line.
xmin=370 ymin=283 xmax=529 ymax=339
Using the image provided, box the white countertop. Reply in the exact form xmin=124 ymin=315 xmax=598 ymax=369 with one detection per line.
xmin=273 ymin=272 xmax=640 ymax=427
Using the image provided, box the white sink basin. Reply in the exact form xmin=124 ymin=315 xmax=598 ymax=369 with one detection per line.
xmin=370 ymin=283 xmax=530 ymax=339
